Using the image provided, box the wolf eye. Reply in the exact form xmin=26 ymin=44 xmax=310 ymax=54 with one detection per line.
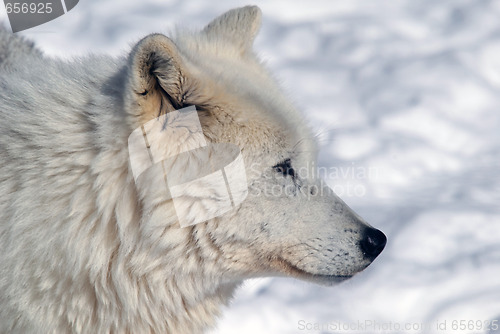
xmin=273 ymin=158 xmax=295 ymax=178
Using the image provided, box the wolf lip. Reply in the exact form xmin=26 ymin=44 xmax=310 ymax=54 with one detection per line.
xmin=274 ymin=257 xmax=354 ymax=284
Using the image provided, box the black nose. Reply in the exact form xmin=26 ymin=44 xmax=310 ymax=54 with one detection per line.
xmin=360 ymin=228 xmax=387 ymax=260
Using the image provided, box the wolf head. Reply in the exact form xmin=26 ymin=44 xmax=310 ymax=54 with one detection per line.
xmin=123 ymin=6 xmax=386 ymax=287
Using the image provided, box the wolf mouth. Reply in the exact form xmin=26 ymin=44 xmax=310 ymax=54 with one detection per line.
xmin=274 ymin=257 xmax=353 ymax=284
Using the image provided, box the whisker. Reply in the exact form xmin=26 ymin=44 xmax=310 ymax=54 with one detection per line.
xmin=290 ymin=127 xmax=340 ymax=156
xmin=313 ymin=127 xmax=340 ymax=145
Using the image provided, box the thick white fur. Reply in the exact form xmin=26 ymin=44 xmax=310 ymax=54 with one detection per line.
xmin=0 ymin=7 xmax=378 ymax=333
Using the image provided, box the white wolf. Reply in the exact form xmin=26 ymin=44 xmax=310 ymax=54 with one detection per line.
xmin=0 ymin=6 xmax=386 ymax=334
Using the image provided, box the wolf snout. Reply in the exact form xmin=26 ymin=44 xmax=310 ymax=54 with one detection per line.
xmin=360 ymin=228 xmax=387 ymax=260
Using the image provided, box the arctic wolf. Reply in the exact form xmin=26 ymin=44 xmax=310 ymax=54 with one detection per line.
xmin=0 ymin=6 xmax=386 ymax=334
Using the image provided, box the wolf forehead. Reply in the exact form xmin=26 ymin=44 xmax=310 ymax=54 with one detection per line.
xmin=123 ymin=7 xmax=315 ymax=166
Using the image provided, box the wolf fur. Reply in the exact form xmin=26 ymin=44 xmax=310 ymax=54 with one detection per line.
xmin=0 ymin=6 xmax=386 ymax=333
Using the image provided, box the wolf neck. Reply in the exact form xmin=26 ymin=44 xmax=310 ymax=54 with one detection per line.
xmin=106 ymin=259 xmax=238 ymax=333
xmin=86 ymin=117 xmax=239 ymax=334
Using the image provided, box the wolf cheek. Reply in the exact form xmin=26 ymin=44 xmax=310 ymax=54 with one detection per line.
xmin=128 ymin=105 xmax=248 ymax=228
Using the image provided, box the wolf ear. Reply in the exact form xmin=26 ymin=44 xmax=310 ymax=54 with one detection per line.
xmin=202 ymin=6 xmax=262 ymax=53
xmin=126 ymin=33 xmax=186 ymax=123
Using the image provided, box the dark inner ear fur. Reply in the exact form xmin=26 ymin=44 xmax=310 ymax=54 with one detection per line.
xmin=128 ymin=34 xmax=186 ymax=123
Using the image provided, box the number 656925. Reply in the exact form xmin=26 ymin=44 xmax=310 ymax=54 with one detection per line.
xmin=5 ymin=2 xmax=53 ymax=14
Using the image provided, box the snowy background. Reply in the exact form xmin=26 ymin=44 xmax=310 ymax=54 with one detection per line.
xmin=2 ymin=0 xmax=500 ymax=333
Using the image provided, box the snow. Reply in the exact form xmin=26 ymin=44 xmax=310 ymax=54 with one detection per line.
xmin=2 ymin=0 xmax=500 ymax=333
